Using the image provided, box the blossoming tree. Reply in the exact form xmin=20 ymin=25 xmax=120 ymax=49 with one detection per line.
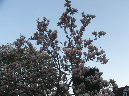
xmin=0 ymin=0 xmax=118 ymax=96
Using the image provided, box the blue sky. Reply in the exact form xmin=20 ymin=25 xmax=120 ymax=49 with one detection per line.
xmin=0 ymin=0 xmax=129 ymax=94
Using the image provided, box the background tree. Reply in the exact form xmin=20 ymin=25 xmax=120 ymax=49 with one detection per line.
xmin=72 ymin=66 xmax=103 ymax=95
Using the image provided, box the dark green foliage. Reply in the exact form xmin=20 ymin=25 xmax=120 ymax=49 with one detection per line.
xmin=72 ymin=66 xmax=101 ymax=94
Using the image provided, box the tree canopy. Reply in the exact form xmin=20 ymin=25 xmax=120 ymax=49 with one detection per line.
xmin=0 ymin=35 xmax=56 ymax=96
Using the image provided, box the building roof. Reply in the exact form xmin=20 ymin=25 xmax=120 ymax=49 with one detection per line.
xmin=113 ymin=85 xmax=129 ymax=96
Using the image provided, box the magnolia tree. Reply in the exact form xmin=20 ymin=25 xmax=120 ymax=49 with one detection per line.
xmin=29 ymin=0 xmax=118 ymax=95
xmin=0 ymin=39 xmax=56 ymax=96
xmin=0 ymin=0 xmax=118 ymax=96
